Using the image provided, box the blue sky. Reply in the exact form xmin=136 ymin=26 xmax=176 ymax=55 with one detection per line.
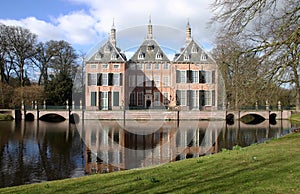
xmin=0 ymin=0 xmax=216 ymax=55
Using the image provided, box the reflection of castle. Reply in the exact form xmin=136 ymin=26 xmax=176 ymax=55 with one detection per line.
xmin=84 ymin=121 xmax=222 ymax=174
xmin=85 ymin=18 xmax=219 ymax=110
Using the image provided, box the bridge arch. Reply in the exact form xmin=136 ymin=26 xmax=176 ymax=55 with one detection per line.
xmin=25 ymin=113 xmax=34 ymax=121
xmin=39 ymin=113 xmax=66 ymax=122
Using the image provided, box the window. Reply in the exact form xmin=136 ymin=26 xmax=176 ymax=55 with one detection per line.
xmin=129 ymin=64 xmax=135 ymax=70
xmin=205 ymin=71 xmax=211 ymax=84
xmin=163 ymin=63 xmax=169 ymax=70
xmin=146 ymin=63 xmax=151 ymax=70
xmin=102 ymin=64 xmax=108 ymax=69
xmin=184 ymin=54 xmax=190 ymax=61
xmin=201 ymin=53 xmax=208 ymax=61
xmin=111 ymin=53 xmax=117 ymax=60
xmin=95 ymin=53 xmax=102 ymax=60
xmin=137 ymin=75 xmax=144 ymax=86
xmin=101 ymin=92 xmax=108 ymax=110
xmin=212 ymin=71 xmax=215 ymax=84
xmin=154 ymin=64 xmax=160 ymax=70
xmin=91 ymin=92 xmax=97 ymax=106
xmin=180 ymin=71 xmax=186 ymax=83
xmin=88 ymin=73 xmax=97 ymax=86
xmin=113 ymin=64 xmax=120 ymax=69
xmin=176 ymin=70 xmax=187 ymax=83
xmin=189 ymin=90 xmax=199 ymax=109
xmin=156 ymin=53 xmax=163 ymax=59
xmin=113 ymin=74 xmax=120 ymax=86
xmin=138 ymin=52 xmax=145 ymax=59
xmin=129 ymin=93 xmax=135 ymax=106
xmin=154 ymin=75 xmax=160 ymax=87
xmin=105 ymin=45 xmax=111 ymax=53
xmin=191 ymin=45 xmax=198 ymax=53
xmin=137 ymin=63 xmax=143 ymax=70
xmin=163 ymin=76 xmax=169 ymax=87
xmin=176 ymin=90 xmax=187 ymax=106
xmin=205 ymin=91 xmax=211 ymax=106
xmin=191 ymin=71 xmax=199 ymax=83
xmin=137 ymin=92 xmax=144 ymax=106
xmin=199 ymin=71 xmax=206 ymax=83
xmin=113 ymin=92 xmax=119 ymax=106
xmin=145 ymin=75 xmax=152 ymax=87
xmin=154 ymin=92 xmax=161 ymax=107
xmin=102 ymin=73 xmax=108 ymax=86
xmin=129 ymin=75 xmax=136 ymax=87
xmin=90 ymin=64 xmax=97 ymax=69
xmin=163 ymin=92 xmax=169 ymax=106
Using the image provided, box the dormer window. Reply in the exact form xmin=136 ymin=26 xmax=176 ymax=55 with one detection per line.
xmin=147 ymin=44 xmax=154 ymax=51
xmin=201 ymin=53 xmax=208 ymax=61
xmin=95 ymin=52 xmax=102 ymax=60
xmin=105 ymin=45 xmax=111 ymax=53
xmin=191 ymin=44 xmax=198 ymax=53
xmin=111 ymin=53 xmax=117 ymax=60
xmin=138 ymin=52 xmax=145 ymax=60
xmin=156 ymin=52 xmax=163 ymax=59
xmin=184 ymin=54 xmax=190 ymax=61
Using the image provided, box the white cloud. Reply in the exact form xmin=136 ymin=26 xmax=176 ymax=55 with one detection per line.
xmin=0 ymin=0 xmax=216 ymax=52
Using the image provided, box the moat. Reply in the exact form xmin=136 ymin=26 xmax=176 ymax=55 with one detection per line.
xmin=0 ymin=119 xmax=294 ymax=188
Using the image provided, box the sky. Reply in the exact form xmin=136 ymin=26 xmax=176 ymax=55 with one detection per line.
xmin=0 ymin=0 xmax=217 ymax=57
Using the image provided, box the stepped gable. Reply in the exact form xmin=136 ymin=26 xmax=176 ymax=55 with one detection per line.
xmin=130 ymin=16 xmax=170 ymax=63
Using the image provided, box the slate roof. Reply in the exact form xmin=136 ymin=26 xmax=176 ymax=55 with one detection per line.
xmin=174 ymin=39 xmax=214 ymax=63
xmin=87 ymin=40 xmax=126 ymax=63
xmin=130 ymin=39 xmax=170 ymax=63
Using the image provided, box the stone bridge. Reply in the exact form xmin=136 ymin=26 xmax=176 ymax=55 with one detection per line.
xmin=226 ymin=110 xmax=291 ymax=120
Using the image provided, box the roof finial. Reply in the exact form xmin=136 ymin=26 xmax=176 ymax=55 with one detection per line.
xmin=112 ymin=18 xmax=115 ymax=28
xmin=187 ymin=17 xmax=190 ymax=27
xmin=147 ymin=15 xmax=153 ymax=39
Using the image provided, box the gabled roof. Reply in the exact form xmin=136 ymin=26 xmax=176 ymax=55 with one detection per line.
xmin=174 ymin=39 xmax=214 ymax=63
xmin=87 ymin=40 xmax=126 ymax=63
xmin=130 ymin=39 xmax=170 ymax=62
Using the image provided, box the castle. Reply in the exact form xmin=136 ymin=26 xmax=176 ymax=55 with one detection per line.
xmin=85 ymin=18 xmax=219 ymax=111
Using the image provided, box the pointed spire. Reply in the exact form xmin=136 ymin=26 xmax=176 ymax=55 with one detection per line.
xmin=147 ymin=15 xmax=153 ymax=39
xmin=186 ymin=18 xmax=192 ymax=45
xmin=110 ymin=18 xmax=116 ymax=47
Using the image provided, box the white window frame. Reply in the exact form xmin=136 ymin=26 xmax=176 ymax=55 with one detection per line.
xmin=154 ymin=92 xmax=161 ymax=107
xmin=113 ymin=73 xmax=120 ymax=86
xmin=102 ymin=64 xmax=108 ymax=69
xmin=129 ymin=75 xmax=136 ymax=87
xmin=163 ymin=76 xmax=169 ymax=87
xmin=154 ymin=63 xmax=160 ymax=70
xmin=102 ymin=73 xmax=108 ymax=86
xmin=113 ymin=64 xmax=120 ymax=69
xmin=146 ymin=63 xmax=151 ymax=70
xmin=163 ymin=63 xmax=169 ymax=70
xmin=145 ymin=75 xmax=152 ymax=87
xmin=154 ymin=75 xmax=160 ymax=87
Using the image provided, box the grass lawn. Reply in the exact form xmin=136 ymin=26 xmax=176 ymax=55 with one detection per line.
xmin=1 ymin=133 xmax=300 ymax=194
xmin=290 ymin=112 xmax=300 ymax=123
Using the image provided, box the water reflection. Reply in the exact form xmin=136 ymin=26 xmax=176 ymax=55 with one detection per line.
xmin=0 ymin=119 xmax=293 ymax=188
xmin=81 ymin=119 xmax=292 ymax=174
xmin=0 ymin=121 xmax=85 ymax=188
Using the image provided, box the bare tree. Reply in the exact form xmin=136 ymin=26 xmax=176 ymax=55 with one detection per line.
xmin=2 ymin=25 xmax=37 ymax=87
xmin=211 ymin=0 xmax=300 ymax=110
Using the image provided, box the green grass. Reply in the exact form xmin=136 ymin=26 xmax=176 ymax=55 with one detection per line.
xmin=1 ymin=133 xmax=300 ymax=193
xmin=290 ymin=112 xmax=300 ymax=123
xmin=0 ymin=113 xmax=13 ymax=121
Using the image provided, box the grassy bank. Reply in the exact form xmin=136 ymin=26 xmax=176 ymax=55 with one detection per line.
xmin=1 ymin=133 xmax=300 ymax=193
xmin=0 ymin=113 xmax=13 ymax=121
xmin=290 ymin=112 xmax=300 ymax=123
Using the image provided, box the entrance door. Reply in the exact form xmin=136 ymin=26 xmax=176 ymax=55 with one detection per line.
xmin=146 ymin=100 xmax=151 ymax=109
